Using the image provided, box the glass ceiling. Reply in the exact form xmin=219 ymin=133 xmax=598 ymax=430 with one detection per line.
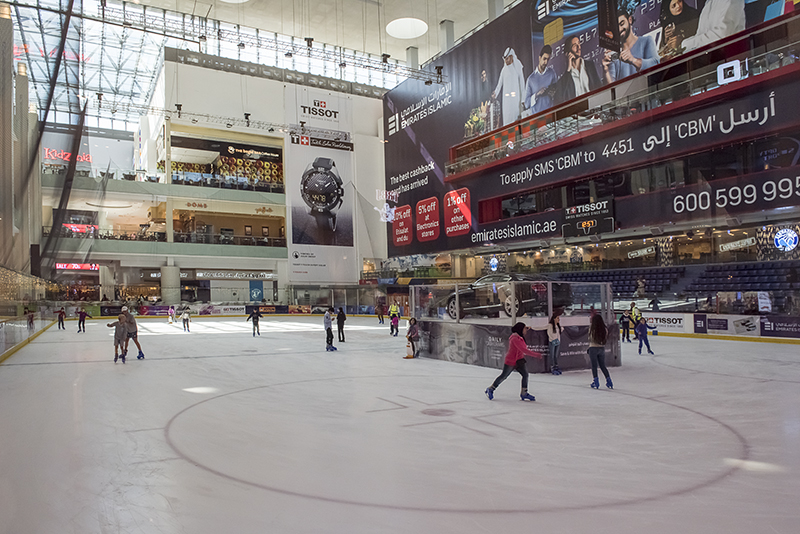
xmin=11 ymin=0 xmax=405 ymax=132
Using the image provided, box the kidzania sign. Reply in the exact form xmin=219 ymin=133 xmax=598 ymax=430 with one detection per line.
xmin=42 ymin=148 xmax=92 ymax=163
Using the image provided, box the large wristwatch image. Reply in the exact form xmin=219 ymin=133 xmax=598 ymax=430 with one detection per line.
xmin=300 ymin=157 xmax=344 ymax=241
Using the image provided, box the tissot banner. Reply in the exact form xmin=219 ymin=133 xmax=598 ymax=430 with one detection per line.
xmin=285 ymin=87 xmax=357 ymax=283
xmin=384 ymin=0 xmax=794 ymax=257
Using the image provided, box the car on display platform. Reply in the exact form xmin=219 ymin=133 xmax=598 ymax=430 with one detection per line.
xmin=444 ymin=273 xmax=572 ymax=320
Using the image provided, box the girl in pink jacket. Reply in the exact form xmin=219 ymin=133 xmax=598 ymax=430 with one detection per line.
xmin=485 ymin=322 xmax=542 ymax=401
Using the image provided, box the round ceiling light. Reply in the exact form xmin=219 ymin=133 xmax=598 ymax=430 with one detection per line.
xmin=386 ymin=18 xmax=428 ymax=39
xmin=218 ymin=0 xmax=250 ymax=4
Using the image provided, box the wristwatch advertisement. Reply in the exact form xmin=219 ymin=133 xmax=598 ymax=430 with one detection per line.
xmin=300 ymin=157 xmax=344 ymax=242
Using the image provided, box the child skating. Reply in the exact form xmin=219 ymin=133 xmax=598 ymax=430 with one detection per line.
xmin=635 ymin=317 xmax=654 ymax=354
xmin=107 ymin=314 xmax=128 ymax=363
xmin=390 ymin=314 xmax=399 ymax=337
xmin=246 ymin=308 xmax=263 ymax=336
xmin=485 ymin=322 xmax=542 ymax=401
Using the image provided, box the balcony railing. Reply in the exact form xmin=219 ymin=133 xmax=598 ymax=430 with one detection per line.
xmin=446 ymin=39 xmax=800 ymax=177
xmin=42 ymin=227 xmax=287 ymax=247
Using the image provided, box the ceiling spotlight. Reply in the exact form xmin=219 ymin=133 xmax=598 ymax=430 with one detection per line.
xmin=237 ymin=42 xmax=245 ymax=49
xmin=198 ymin=35 xmax=206 ymax=41
xmin=424 ymin=79 xmax=432 ymax=85
xmin=226 ymin=123 xmax=233 ymax=128
xmin=175 ymin=103 xmax=182 ymax=118
xmin=435 ymin=65 xmax=444 ymax=83
xmin=268 ymin=127 xmax=274 ymax=132
xmin=381 ymin=53 xmax=390 ymax=63
xmin=305 ymin=37 xmax=314 ymax=47
xmin=285 ymin=51 xmax=293 ymax=58
xmin=339 ymin=61 xmax=347 ymax=69
xmin=244 ymin=112 xmax=251 ymax=126
xmin=191 ymin=118 xmax=198 ymax=124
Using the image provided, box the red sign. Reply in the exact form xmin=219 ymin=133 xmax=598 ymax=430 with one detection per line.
xmin=444 ymin=188 xmax=471 ymax=237
xmin=62 ymin=223 xmax=98 ymax=233
xmin=55 ymin=263 xmax=99 ymax=271
xmin=43 ymin=148 xmax=92 ymax=163
xmin=358 ymin=279 xmax=379 ymax=285
xmin=415 ymin=197 xmax=440 ymax=242
xmin=392 ymin=205 xmax=412 ymax=246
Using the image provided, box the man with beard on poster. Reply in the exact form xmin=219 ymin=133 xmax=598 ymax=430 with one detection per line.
xmin=602 ymin=5 xmax=660 ymax=83
xmin=554 ymin=35 xmax=603 ymax=105
xmin=491 ymin=48 xmax=526 ymax=126
xmin=523 ymin=44 xmax=557 ymax=115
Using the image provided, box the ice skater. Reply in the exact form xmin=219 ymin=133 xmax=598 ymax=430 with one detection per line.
xmin=181 ymin=308 xmax=191 ymax=332
xmin=635 ymin=317 xmax=654 ymax=355
xmin=121 ymin=306 xmax=145 ymax=359
xmin=336 ymin=307 xmax=346 ymax=342
xmin=56 ymin=307 xmax=66 ymax=330
xmin=405 ymin=317 xmax=419 ymax=358
xmin=324 ymin=307 xmax=337 ymax=351
xmin=547 ymin=313 xmax=562 ymax=375
xmin=246 ymin=308 xmax=263 ymax=336
xmin=485 ymin=322 xmax=542 ymax=401
xmin=168 ymin=306 xmax=175 ymax=324
xmin=76 ymin=307 xmax=92 ymax=333
xmin=619 ymin=309 xmax=632 ymax=343
xmin=390 ymin=314 xmax=399 ymax=337
xmin=107 ymin=313 xmax=128 ymax=363
xmin=376 ymin=303 xmax=385 ymax=324
xmin=588 ymin=314 xmax=613 ymax=389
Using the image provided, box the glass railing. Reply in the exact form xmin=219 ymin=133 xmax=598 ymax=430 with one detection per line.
xmin=172 ymin=232 xmax=286 ymax=247
xmin=446 ymin=40 xmax=800 ymax=176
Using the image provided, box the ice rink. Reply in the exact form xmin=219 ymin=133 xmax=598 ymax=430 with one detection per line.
xmin=1 ymin=315 xmax=798 ymax=534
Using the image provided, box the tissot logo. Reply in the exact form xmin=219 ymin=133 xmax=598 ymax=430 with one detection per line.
xmin=300 ymin=100 xmax=339 ymax=118
xmin=388 ymin=113 xmax=399 ymax=136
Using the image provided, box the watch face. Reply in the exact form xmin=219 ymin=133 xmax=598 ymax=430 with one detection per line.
xmin=302 ymin=169 xmax=342 ymax=211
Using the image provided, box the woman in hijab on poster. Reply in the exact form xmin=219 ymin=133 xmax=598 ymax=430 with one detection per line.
xmin=491 ymin=47 xmax=526 ymax=127
xmin=659 ymin=0 xmax=700 ymax=58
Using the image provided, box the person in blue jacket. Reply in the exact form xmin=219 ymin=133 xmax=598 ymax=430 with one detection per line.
xmin=635 ymin=317 xmax=654 ymax=355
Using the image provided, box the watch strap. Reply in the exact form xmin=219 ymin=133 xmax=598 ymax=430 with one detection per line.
xmin=312 ymin=157 xmax=335 ymax=171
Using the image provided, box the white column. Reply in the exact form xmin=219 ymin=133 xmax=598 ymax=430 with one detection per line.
xmin=488 ymin=0 xmax=504 ymax=21
xmin=406 ymin=46 xmax=419 ymax=70
xmin=439 ymin=20 xmax=454 ymax=54
xmin=160 ymin=265 xmax=181 ymax=304
xmin=99 ymin=265 xmax=115 ymax=301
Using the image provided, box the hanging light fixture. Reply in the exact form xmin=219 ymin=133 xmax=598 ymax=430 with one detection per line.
xmin=386 ymin=18 xmax=428 ymax=39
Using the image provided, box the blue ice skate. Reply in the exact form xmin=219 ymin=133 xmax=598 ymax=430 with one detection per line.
xmin=590 ymin=377 xmax=600 ymax=389
xmin=137 ymin=351 xmax=145 ymax=360
xmin=485 ymin=388 xmax=494 ymax=400
xmin=606 ymin=378 xmax=613 ymax=389
xmin=520 ymin=392 xmax=536 ymax=401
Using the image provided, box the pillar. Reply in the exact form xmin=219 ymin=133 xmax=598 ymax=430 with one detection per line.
xmin=439 ymin=20 xmax=454 ymax=54
xmin=99 ymin=265 xmax=115 ymax=301
xmin=406 ymin=46 xmax=419 ymax=70
xmin=160 ymin=265 xmax=181 ymax=304
xmin=166 ymin=197 xmax=174 ymax=243
xmin=164 ymin=117 xmax=172 ymax=184
xmin=488 ymin=0 xmax=504 ymax=21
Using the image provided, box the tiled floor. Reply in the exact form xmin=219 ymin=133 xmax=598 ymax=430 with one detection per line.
xmin=0 ymin=316 xmax=798 ymax=533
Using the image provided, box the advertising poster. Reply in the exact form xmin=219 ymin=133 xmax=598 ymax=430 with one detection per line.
xmin=642 ymin=312 xmax=688 ymax=333
xmin=760 ymin=315 xmax=800 ymax=339
xmin=285 ymin=87 xmax=358 ymax=283
xmin=383 ymin=0 xmax=792 ymax=257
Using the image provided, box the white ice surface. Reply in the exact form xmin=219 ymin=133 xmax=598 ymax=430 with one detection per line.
xmin=1 ymin=316 xmax=799 ymax=534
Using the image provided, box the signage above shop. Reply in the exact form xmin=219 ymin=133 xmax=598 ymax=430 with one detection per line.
xmin=141 ymin=270 xmax=191 ymax=279
xmin=628 ymin=246 xmax=656 ymax=259
xmin=774 ymin=228 xmax=798 ymax=252
xmin=720 ymin=237 xmax=757 ymax=252
xmin=62 ymin=223 xmax=98 ymax=233
xmin=195 ymin=270 xmax=276 ymax=280
xmin=55 ymin=263 xmax=99 ymax=271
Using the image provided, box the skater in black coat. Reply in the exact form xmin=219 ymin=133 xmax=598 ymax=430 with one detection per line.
xmin=619 ymin=310 xmax=632 ymax=343
xmin=635 ymin=317 xmax=654 ymax=355
xmin=337 ymin=308 xmax=346 ymax=342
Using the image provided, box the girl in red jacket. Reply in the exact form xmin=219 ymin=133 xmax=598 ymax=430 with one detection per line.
xmin=485 ymin=322 xmax=542 ymax=401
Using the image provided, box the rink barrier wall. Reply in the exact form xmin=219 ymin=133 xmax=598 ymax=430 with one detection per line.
xmin=0 ymin=320 xmax=57 ymax=365
xmin=618 ymin=311 xmax=800 ymax=344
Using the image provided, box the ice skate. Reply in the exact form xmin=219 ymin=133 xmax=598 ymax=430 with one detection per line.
xmin=590 ymin=377 xmax=600 ymax=389
xmin=485 ymin=388 xmax=494 ymax=400
xmin=606 ymin=378 xmax=614 ymax=389
xmin=520 ymin=392 xmax=536 ymax=401
xmin=137 ymin=351 xmax=145 ymax=360
xmin=114 ymin=355 xmax=118 ymax=363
